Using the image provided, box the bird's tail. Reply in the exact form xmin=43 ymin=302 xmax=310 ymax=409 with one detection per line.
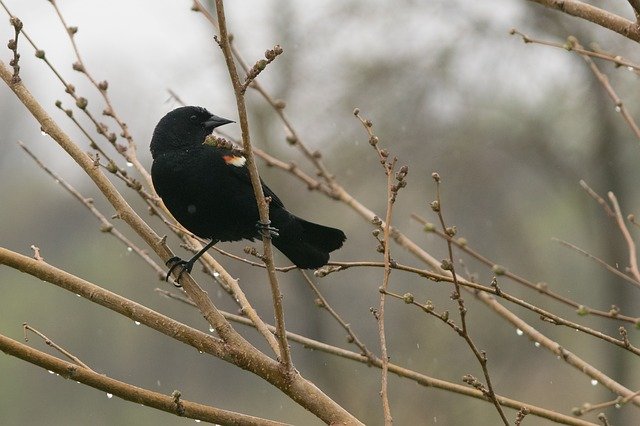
xmin=271 ymin=212 xmax=346 ymax=269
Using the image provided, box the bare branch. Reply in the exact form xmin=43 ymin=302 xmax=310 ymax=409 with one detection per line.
xmin=609 ymin=192 xmax=640 ymax=283
xmin=511 ymin=30 xmax=640 ymax=143
xmin=510 ymin=29 xmax=640 ymax=71
xmin=526 ymin=0 xmax=640 ymax=43
xmin=299 ymin=271 xmax=376 ymax=361
xmin=46 ymin=0 xmax=152 ymax=189
xmin=18 ymin=141 xmax=167 ymax=280
xmin=429 ymin=173 xmax=508 ymax=424
xmin=0 ymin=333 xmax=286 ymax=426
xmin=353 ymin=109 xmax=397 ymax=424
xmin=570 ymin=37 xmax=640 ymax=143
xmin=553 ymin=238 xmax=640 ymax=288
xmin=158 ymin=289 xmax=599 ymax=426
xmin=0 ymin=61 xmax=361 ymax=425
xmin=212 ymin=0 xmax=292 ymax=370
xmin=411 ymin=212 xmax=640 ymax=325
xmin=23 ymin=323 xmax=94 ymax=371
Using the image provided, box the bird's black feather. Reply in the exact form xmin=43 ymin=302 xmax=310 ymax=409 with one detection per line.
xmin=151 ymin=106 xmax=346 ymax=272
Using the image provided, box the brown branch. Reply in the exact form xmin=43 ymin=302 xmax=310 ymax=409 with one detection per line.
xmin=324 ymin=260 xmax=640 ymax=352
xmin=193 ymin=0 xmax=338 ymax=188
xmin=553 ymin=238 xmax=640 ymax=288
xmin=240 ymin=45 xmax=283 ymax=94
xmin=257 ymin=134 xmax=640 ymax=400
xmin=23 ymin=323 xmax=94 ymax=371
xmin=373 ymin=211 xmax=640 ymax=404
xmin=51 ymin=99 xmax=156 ymax=203
xmin=254 ymin=147 xmax=331 ymax=195
xmin=157 ymin=289 xmax=599 ymax=426
xmin=188 ymin=4 xmax=640 ymax=418
xmin=430 ymin=174 xmax=508 ymax=424
xmin=525 ymin=0 xmax=640 ymax=43
xmin=212 ymin=0 xmax=292 ymax=370
xmin=511 ymin=30 xmax=640 ymax=143
xmin=609 ymin=192 xmax=640 ymax=284
xmin=481 ymin=293 xmax=640 ymax=407
xmin=161 ymin=215 xmax=284 ymax=355
xmin=378 ymin=165 xmax=394 ymax=425
xmin=22 ymin=131 xmax=293 ymax=357
xmin=353 ymin=109 xmax=397 ymax=424
xmin=315 ymin=169 xmax=640 ymax=403
xmin=18 ymin=141 xmax=167 ymax=280
xmin=299 ymin=272 xmax=375 ymax=361
xmin=0 ymin=61 xmax=360 ymax=425
xmin=0 ymin=1 xmax=156 ymax=201
xmin=572 ymin=388 xmax=637 ymax=417
xmin=570 ymin=37 xmax=640 ymax=143
xmin=411 ymin=212 xmax=640 ymax=325
xmin=1 ymin=247 xmax=360 ymax=423
xmin=0 ymin=333 xmax=286 ymax=426
xmin=580 ymin=180 xmax=615 ymax=217
xmin=510 ymin=29 xmax=640 ymax=71
xmin=1 ymin=248 xmax=231 ymax=356
xmin=46 ymin=0 xmax=152 ymax=189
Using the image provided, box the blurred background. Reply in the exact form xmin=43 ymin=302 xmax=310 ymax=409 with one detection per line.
xmin=1 ymin=0 xmax=640 ymax=424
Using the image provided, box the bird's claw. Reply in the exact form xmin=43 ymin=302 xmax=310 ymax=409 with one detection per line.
xmin=165 ymin=256 xmax=193 ymax=286
xmin=256 ymin=220 xmax=279 ymax=239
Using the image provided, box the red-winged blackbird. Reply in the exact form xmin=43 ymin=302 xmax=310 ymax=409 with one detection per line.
xmin=151 ymin=106 xmax=346 ymax=279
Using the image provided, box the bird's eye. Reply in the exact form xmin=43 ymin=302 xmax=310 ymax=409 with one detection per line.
xmin=189 ymin=115 xmax=197 ymax=122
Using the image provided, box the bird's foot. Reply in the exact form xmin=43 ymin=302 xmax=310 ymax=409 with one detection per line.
xmin=165 ymin=256 xmax=194 ymax=286
xmin=256 ymin=220 xmax=279 ymax=239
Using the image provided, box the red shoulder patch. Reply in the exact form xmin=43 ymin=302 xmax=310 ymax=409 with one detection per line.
xmin=222 ymin=155 xmax=247 ymax=167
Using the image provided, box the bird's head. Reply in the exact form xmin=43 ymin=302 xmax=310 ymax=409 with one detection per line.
xmin=150 ymin=106 xmax=234 ymax=157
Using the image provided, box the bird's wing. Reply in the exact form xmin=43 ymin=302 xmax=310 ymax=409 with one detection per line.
xmin=219 ymin=151 xmax=285 ymax=208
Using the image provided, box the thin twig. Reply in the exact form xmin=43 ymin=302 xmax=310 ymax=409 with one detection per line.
xmin=23 ymin=323 xmax=94 ymax=371
xmin=377 ymin=160 xmax=394 ymax=426
xmin=353 ymin=109 xmax=402 ymax=424
xmin=411 ymin=212 xmax=640 ymax=325
xmin=299 ymin=271 xmax=376 ymax=361
xmin=525 ymin=0 xmax=640 ymax=43
xmin=580 ymin=180 xmax=615 ymax=217
xmin=553 ymin=238 xmax=640 ymax=287
xmin=1 ymin=64 xmax=361 ymax=423
xmin=47 ymin=0 xmax=152 ymax=189
xmin=510 ymin=28 xmax=640 ymax=71
xmin=156 ymin=288 xmax=598 ymax=426
xmin=323 ymin=259 xmax=640 ymax=351
xmin=192 ymin=0 xmax=339 ymax=188
xmin=212 ymin=0 xmax=291 ymax=370
xmin=190 ymin=3 xmax=640 ymax=412
xmin=1 ymin=333 xmax=286 ymax=425
xmin=18 ymin=141 xmax=167 ymax=281
xmin=512 ymin=29 xmax=640 ymax=143
xmin=571 ymin=37 xmax=640 ymax=143
xmin=608 ymin=192 xmax=640 ymax=284
xmin=430 ymin=173 xmax=508 ymax=424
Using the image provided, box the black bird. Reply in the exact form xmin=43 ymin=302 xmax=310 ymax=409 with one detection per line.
xmin=150 ymin=106 xmax=346 ymax=280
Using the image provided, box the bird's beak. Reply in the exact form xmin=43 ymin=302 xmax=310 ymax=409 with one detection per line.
xmin=204 ymin=114 xmax=234 ymax=130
